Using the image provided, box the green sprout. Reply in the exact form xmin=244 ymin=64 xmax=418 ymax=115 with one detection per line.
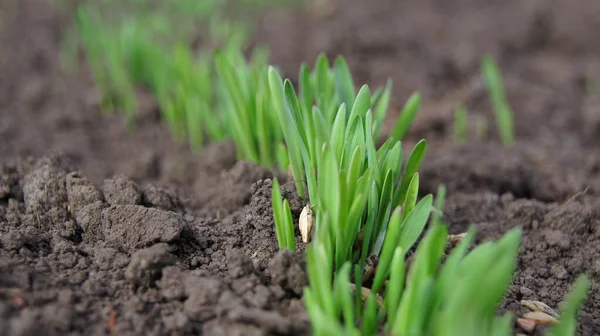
xmin=453 ymin=103 xmax=468 ymax=144
xmin=389 ymin=92 xmax=421 ymax=142
xmin=547 ymin=274 xmax=591 ymax=336
xmin=481 ymin=55 xmax=515 ymax=147
xmin=271 ymin=179 xmax=296 ymax=251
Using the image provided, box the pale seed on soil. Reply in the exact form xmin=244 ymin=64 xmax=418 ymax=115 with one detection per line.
xmin=516 ymin=318 xmax=537 ymax=333
xmin=306 ymin=0 xmax=338 ymax=18
xmin=299 ymin=205 xmax=314 ymax=243
xmin=523 ymin=311 xmax=558 ymax=325
xmin=448 ymin=232 xmax=467 ymax=245
xmin=0 ymin=287 xmax=21 ymax=296
xmin=349 ymin=283 xmax=384 ymax=308
xmin=520 ymin=299 xmax=559 ymax=318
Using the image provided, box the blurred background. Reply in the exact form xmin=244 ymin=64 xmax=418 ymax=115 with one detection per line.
xmin=1 ymin=0 xmax=599 ymax=193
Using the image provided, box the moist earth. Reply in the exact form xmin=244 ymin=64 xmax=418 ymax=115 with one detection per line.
xmin=1 ymin=0 xmax=600 ymax=335
xmin=0 ymin=155 xmax=309 ymax=336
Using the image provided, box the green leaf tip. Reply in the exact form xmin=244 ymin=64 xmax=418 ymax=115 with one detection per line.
xmin=481 ymin=55 xmax=515 ymax=147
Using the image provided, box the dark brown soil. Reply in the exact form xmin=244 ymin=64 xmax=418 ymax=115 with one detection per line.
xmin=1 ymin=0 xmax=599 ymax=335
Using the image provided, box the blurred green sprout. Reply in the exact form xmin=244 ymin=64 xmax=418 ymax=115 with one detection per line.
xmin=481 ymin=55 xmax=515 ymax=147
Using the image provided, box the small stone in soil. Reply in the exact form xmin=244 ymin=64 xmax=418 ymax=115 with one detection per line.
xmin=66 ymin=172 xmax=102 ymax=214
xmin=102 ymin=175 xmax=142 ymax=205
xmin=125 ymin=243 xmax=177 ymax=287
xmin=101 ymin=205 xmax=185 ymax=250
xmin=268 ymin=249 xmax=307 ymax=296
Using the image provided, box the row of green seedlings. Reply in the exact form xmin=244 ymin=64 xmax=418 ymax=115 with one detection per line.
xmin=65 ymin=0 xmax=297 ymax=166
xmin=267 ymin=65 xmax=590 ymax=335
xmin=70 ymin=4 xmax=423 ymax=174
xmin=64 ymin=0 xmax=235 ymax=119
xmin=453 ymin=56 xmax=515 ymax=146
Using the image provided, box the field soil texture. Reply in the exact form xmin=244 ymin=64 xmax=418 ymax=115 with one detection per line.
xmin=1 ymin=0 xmax=600 ymax=335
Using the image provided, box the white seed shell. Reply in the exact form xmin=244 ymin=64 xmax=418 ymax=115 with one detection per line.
xmin=348 ymin=283 xmax=384 ymax=308
xmin=299 ymin=205 xmax=314 ymax=243
xmin=520 ymin=300 xmax=559 ymax=318
xmin=523 ymin=311 xmax=558 ymax=325
xmin=448 ymin=232 xmax=467 ymax=245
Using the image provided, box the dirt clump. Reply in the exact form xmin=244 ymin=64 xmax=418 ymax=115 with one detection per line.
xmin=443 ymin=192 xmax=600 ymax=334
xmin=0 ymin=155 xmax=310 ymax=335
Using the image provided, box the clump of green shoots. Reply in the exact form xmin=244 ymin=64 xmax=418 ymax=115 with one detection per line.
xmin=297 ymin=178 xmax=528 ymax=336
xmin=65 ymin=0 xmax=234 ymax=123
xmin=64 ymin=0 xmax=295 ymax=166
xmin=306 ymin=182 xmax=589 ymax=336
xmin=451 ymin=56 xmax=513 ymax=145
xmin=481 ymin=55 xmax=515 ymax=147
xmin=271 ymin=178 xmax=296 ymax=251
xmin=69 ymin=1 xmax=411 ymax=171
xmin=270 ymin=53 xmax=421 ymax=199
xmin=268 ymin=62 xmax=428 ymax=266
xmin=268 ymin=59 xmax=435 ymax=332
xmin=269 ymin=60 xmax=589 ymax=335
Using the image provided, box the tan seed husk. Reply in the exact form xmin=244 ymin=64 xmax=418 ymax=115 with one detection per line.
xmin=516 ymin=318 xmax=537 ymax=333
xmin=523 ymin=311 xmax=558 ymax=325
xmin=448 ymin=232 xmax=467 ymax=245
xmin=307 ymin=0 xmax=337 ymax=18
xmin=349 ymin=283 xmax=384 ymax=308
xmin=520 ymin=300 xmax=559 ymax=318
xmin=299 ymin=205 xmax=314 ymax=243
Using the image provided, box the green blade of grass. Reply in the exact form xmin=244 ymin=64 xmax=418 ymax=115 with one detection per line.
xmin=268 ymin=67 xmax=306 ymax=197
xmin=271 ymin=178 xmax=288 ymax=249
xmin=299 ymin=63 xmax=313 ymax=114
xmin=454 ymin=103 xmax=468 ymax=144
xmin=349 ymin=85 xmax=371 ymax=122
xmin=389 ymin=92 xmax=421 ymax=142
xmin=282 ymin=199 xmax=296 ymax=251
xmin=401 ymin=173 xmax=419 ymax=222
xmin=547 ymin=275 xmax=591 ymax=336
xmin=397 ymin=194 xmax=433 ymax=254
xmin=384 ymin=247 xmax=406 ymax=328
xmin=372 ymin=79 xmax=393 ymax=138
xmin=333 ymin=56 xmax=356 ymax=113
xmin=330 ymin=103 xmax=348 ymax=163
xmin=370 ymin=207 xmax=402 ymax=294
xmin=361 ymin=292 xmax=379 ymax=336
xmin=481 ymin=55 xmax=515 ymax=147
xmin=393 ymin=139 xmax=427 ymax=207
